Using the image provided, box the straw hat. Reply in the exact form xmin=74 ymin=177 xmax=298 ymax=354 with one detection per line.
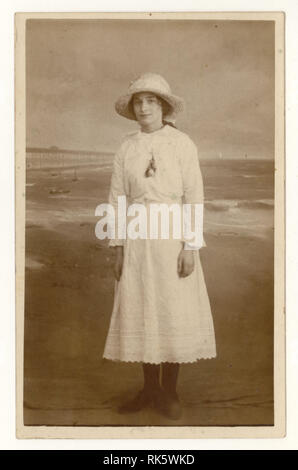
xmin=115 ymin=73 xmax=185 ymax=123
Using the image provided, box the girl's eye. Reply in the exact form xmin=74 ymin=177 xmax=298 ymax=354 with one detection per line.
xmin=134 ymin=97 xmax=157 ymax=105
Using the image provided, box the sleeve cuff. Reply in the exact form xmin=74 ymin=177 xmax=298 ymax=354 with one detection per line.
xmin=183 ymin=237 xmax=207 ymax=250
xmin=108 ymin=239 xmax=125 ymax=247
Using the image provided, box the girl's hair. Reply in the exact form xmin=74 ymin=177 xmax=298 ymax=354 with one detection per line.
xmin=163 ymin=120 xmax=177 ymax=129
xmin=160 ymin=98 xmax=177 ymax=128
xmin=129 ymin=94 xmax=177 ymax=129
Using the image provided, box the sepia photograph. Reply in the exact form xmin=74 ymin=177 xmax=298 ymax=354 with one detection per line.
xmin=15 ymin=12 xmax=285 ymax=438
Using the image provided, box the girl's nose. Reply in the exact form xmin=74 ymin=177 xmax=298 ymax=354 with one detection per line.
xmin=140 ymin=101 xmax=148 ymax=112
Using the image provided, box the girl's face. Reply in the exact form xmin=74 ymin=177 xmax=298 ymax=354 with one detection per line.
xmin=132 ymin=92 xmax=163 ymax=130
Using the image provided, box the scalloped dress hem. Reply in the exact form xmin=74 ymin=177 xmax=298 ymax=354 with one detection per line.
xmin=102 ymin=354 xmax=217 ymax=365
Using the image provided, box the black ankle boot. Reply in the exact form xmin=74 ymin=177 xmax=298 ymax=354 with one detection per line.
xmin=153 ymin=388 xmax=182 ymax=420
xmin=118 ymin=388 xmax=153 ymax=414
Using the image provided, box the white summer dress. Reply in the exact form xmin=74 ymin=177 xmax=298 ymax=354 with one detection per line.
xmin=103 ymin=124 xmax=216 ymax=364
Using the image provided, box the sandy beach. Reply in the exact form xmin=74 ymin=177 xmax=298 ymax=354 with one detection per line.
xmin=23 ymin=159 xmax=274 ymax=426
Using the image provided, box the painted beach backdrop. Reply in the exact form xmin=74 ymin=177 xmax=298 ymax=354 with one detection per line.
xmin=24 ymin=18 xmax=275 ymax=426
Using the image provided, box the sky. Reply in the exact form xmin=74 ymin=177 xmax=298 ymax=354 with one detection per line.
xmin=26 ymin=19 xmax=275 ymax=158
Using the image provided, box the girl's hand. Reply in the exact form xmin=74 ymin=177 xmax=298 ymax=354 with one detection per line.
xmin=114 ymin=246 xmax=124 ymax=281
xmin=177 ymin=249 xmax=195 ymax=278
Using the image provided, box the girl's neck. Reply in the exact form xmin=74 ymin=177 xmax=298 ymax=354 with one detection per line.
xmin=140 ymin=121 xmax=164 ymax=134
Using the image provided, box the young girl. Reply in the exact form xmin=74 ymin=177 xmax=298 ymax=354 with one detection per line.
xmin=103 ymin=73 xmax=216 ymax=420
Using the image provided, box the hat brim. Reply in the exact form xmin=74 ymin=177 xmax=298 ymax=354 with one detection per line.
xmin=115 ymin=88 xmax=185 ymax=122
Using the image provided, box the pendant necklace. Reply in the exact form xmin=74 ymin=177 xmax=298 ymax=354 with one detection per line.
xmin=145 ymin=150 xmax=157 ymax=178
xmin=143 ymin=125 xmax=164 ymax=177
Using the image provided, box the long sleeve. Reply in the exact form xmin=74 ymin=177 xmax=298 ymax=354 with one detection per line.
xmin=108 ymin=143 xmax=127 ymax=247
xmin=180 ymin=137 xmax=206 ymax=250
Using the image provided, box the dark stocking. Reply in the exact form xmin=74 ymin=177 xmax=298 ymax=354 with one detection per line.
xmin=161 ymin=362 xmax=180 ymax=396
xmin=142 ymin=363 xmax=161 ymax=393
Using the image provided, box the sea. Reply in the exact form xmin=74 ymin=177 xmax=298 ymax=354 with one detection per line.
xmin=25 ymin=156 xmax=274 ymax=241
xmin=200 ymin=159 xmax=274 ymax=240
